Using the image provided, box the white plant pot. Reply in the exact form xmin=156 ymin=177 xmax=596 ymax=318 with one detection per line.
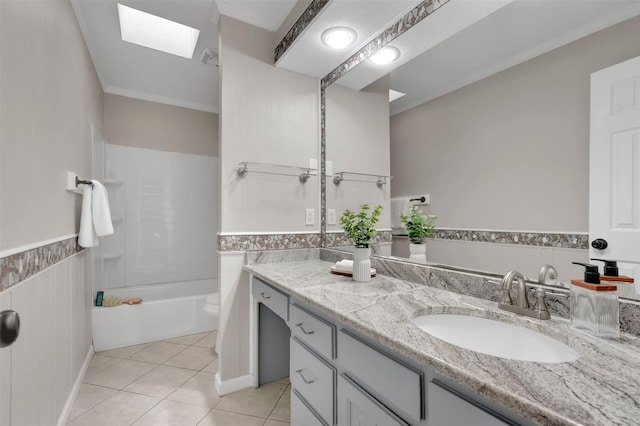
xmin=409 ymin=243 xmax=427 ymax=264
xmin=352 ymin=247 xmax=372 ymax=282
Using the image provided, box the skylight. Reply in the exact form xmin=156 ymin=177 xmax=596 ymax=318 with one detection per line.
xmin=117 ymin=4 xmax=200 ymax=59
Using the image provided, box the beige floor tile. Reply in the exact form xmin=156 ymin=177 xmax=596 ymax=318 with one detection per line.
xmin=68 ymin=384 xmax=117 ymax=421
xmin=84 ymin=359 xmax=156 ymax=390
xmin=164 ymin=345 xmax=216 ymax=370
xmin=269 ymin=385 xmax=291 ymax=422
xmin=97 ymin=342 xmax=151 ymax=359
xmin=166 ymin=371 xmax=220 ymax=408
xmin=164 ymin=332 xmax=210 ymax=345
xmin=215 ymin=381 xmax=287 ymax=418
xmin=193 ymin=331 xmax=217 ymax=349
xmin=201 ymin=358 xmax=219 ymax=374
xmin=67 ymin=391 xmax=160 ymax=426
xmin=130 ymin=342 xmax=189 ymax=364
xmin=273 ymin=376 xmax=289 ymax=385
xmin=124 ymin=365 xmax=197 ymax=398
xmin=264 ymin=420 xmax=290 ymax=426
xmin=132 ymin=400 xmax=210 ymax=426
xmin=85 ymin=355 xmax=121 ymax=378
xmin=197 ymin=409 xmax=265 ymax=426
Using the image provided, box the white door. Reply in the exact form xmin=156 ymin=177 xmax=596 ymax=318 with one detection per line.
xmin=590 ymin=55 xmax=640 ymax=297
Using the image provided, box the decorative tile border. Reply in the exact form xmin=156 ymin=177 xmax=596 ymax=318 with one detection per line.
xmin=325 ymin=230 xmax=393 ymax=247
xmin=0 ymin=237 xmax=84 ymax=292
xmin=218 ymin=233 xmax=322 ymax=252
xmin=430 ymin=229 xmax=589 ymax=249
xmin=274 ymin=0 xmax=331 ymax=63
xmin=321 ymin=0 xmax=450 ymax=88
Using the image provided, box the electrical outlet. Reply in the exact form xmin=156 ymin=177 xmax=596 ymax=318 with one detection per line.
xmin=305 ymin=209 xmax=315 ymax=225
xmin=328 ymin=209 xmax=336 ymax=225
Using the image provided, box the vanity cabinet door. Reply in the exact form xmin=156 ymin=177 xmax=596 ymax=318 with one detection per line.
xmin=338 ymin=375 xmax=409 ymax=426
xmin=292 ymin=389 xmax=328 ymax=426
xmin=428 ymin=382 xmax=510 ymax=426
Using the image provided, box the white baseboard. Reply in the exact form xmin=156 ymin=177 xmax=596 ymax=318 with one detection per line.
xmin=215 ymin=372 xmax=254 ymax=396
xmin=57 ymin=346 xmax=94 ymax=426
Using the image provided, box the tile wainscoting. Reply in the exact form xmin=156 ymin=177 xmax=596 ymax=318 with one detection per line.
xmin=0 ymin=236 xmax=84 ymax=292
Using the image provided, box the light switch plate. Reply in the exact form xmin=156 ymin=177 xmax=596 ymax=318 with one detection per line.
xmin=305 ymin=209 xmax=315 ymax=225
xmin=326 ymin=160 xmax=333 ymax=176
xmin=328 ymin=209 xmax=336 ymax=225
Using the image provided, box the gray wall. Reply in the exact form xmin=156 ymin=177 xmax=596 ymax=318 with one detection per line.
xmin=390 ymin=15 xmax=640 ymax=233
xmin=104 ymin=93 xmax=219 ymax=157
xmin=326 ymin=76 xmax=391 ymax=233
xmin=0 ymin=0 xmax=104 ymax=252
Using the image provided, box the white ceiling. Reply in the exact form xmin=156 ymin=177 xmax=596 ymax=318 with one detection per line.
xmin=71 ymin=0 xmax=640 ymax=116
xmin=71 ymin=0 xmax=297 ymax=114
xmin=275 ymin=1 xmax=418 ymax=78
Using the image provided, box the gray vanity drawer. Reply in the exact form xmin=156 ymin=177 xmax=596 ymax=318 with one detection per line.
xmin=290 ymin=303 xmax=336 ymax=360
xmin=291 ymin=389 xmax=328 ymax=426
xmin=291 ymin=337 xmax=336 ymax=425
xmin=253 ymin=277 xmax=288 ymax=321
xmin=338 ymin=329 xmax=424 ymax=421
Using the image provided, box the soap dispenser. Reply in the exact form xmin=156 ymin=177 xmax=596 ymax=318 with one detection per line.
xmin=570 ymin=262 xmax=619 ymax=338
xmin=591 ymin=258 xmax=635 ymax=299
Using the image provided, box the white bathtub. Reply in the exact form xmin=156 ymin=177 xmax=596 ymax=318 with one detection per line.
xmin=92 ymin=279 xmax=218 ymax=351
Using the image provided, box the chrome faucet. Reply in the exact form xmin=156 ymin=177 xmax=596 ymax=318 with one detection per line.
xmin=499 ymin=270 xmax=550 ymax=320
xmin=538 ymin=264 xmax=558 ymax=284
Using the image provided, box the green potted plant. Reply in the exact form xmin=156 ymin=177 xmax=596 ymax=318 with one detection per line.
xmin=340 ymin=204 xmax=383 ymax=282
xmin=400 ymin=206 xmax=437 ymax=264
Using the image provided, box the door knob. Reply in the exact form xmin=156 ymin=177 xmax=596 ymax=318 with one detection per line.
xmin=591 ymin=238 xmax=608 ymax=250
xmin=0 ymin=310 xmax=20 ymax=348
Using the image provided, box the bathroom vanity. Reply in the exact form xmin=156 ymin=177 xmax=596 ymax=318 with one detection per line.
xmin=246 ymin=259 xmax=640 ymax=426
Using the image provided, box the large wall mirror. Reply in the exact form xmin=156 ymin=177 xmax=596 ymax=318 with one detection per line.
xmin=320 ymin=0 xmax=640 ymax=301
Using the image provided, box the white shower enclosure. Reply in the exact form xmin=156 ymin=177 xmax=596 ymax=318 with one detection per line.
xmin=97 ymin=144 xmax=218 ymax=289
xmin=91 ymin=142 xmax=218 ymax=349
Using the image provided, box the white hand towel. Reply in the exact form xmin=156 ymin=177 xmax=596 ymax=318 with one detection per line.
xmin=334 ymin=260 xmax=353 ymax=272
xmin=391 ymin=197 xmax=410 ymax=231
xmin=78 ymin=185 xmax=98 ymax=248
xmin=91 ymin=180 xmax=114 ymax=237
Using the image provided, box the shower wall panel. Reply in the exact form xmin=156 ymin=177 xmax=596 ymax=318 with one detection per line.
xmin=125 ymin=147 xmax=217 ymax=287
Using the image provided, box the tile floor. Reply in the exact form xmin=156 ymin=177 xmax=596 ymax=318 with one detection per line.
xmin=67 ymin=331 xmax=290 ymax=426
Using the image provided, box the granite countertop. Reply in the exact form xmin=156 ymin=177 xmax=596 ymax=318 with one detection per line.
xmin=244 ymin=259 xmax=640 ymax=426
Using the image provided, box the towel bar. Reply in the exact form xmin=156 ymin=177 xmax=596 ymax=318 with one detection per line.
xmin=75 ymin=176 xmax=93 ymax=187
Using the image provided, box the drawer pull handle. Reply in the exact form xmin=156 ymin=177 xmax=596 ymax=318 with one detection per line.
xmin=295 ymin=323 xmax=315 ymax=335
xmin=260 ymin=292 xmax=271 ymax=300
xmin=295 ymin=369 xmax=315 ymax=384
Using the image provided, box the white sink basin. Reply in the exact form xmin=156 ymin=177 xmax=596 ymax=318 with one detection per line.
xmin=412 ymin=314 xmax=579 ymax=363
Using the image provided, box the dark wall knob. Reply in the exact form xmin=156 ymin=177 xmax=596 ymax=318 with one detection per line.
xmin=0 ymin=310 xmax=20 ymax=348
xmin=591 ymin=238 xmax=608 ymax=250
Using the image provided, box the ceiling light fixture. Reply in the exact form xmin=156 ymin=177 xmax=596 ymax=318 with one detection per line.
xmin=117 ymin=3 xmax=200 ymax=59
xmin=321 ymin=27 xmax=357 ymax=49
xmin=369 ymin=46 xmax=401 ymax=65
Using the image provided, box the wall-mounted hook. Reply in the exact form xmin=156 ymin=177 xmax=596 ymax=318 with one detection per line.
xmin=237 ymin=162 xmax=249 ymax=178
xmin=333 ymin=172 xmax=344 ymax=185
xmin=299 ymin=169 xmax=311 ymax=183
xmin=376 ymin=177 xmax=387 ymax=188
